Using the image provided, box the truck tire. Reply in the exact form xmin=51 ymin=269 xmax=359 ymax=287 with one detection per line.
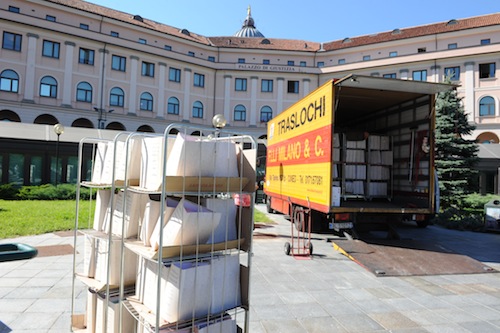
xmin=266 ymin=196 xmax=275 ymax=214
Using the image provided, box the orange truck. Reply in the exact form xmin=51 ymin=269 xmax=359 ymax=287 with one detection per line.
xmin=264 ymin=74 xmax=453 ymax=237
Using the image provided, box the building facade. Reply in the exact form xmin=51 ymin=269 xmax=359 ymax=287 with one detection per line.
xmin=1 ymin=0 xmax=500 ymax=190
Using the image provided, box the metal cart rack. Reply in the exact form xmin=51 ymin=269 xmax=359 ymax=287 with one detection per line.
xmin=71 ymin=117 xmax=256 ymax=332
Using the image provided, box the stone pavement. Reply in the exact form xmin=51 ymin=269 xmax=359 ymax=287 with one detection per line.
xmin=0 ymin=204 xmax=499 ymax=332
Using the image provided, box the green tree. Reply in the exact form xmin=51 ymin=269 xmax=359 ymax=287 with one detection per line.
xmin=434 ymin=78 xmax=479 ymax=210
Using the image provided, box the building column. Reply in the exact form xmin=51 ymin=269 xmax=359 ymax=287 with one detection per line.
xmin=128 ymin=56 xmax=139 ymax=115
xmin=464 ymin=62 xmax=475 ymax=122
xmin=223 ymin=75 xmax=232 ymax=124
xmin=302 ymin=78 xmax=311 ymax=98
xmin=399 ymin=69 xmax=409 ymax=80
xmin=276 ymin=78 xmax=284 ymax=116
xmin=183 ymin=68 xmax=191 ymax=122
xmin=430 ymin=65 xmax=441 ymax=83
xmin=23 ymin=33 xmax=38 ymax=102
xmin=97 ymin=48 xmax=109 ymax=110
xmin=157 ymin=62 xmax=166 ymax=119
xmin=61 ymin=41 xmax=75 ymax=107
xmin=250 ymin=76 xmax=258 ymax=126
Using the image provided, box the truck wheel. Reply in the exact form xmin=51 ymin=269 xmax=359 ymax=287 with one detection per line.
xmin=266 ymin=196 xmax=275 ymax=214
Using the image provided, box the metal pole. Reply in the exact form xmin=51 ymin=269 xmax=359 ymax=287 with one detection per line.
xmin=55 ymin=133 xmax=60 ymax=186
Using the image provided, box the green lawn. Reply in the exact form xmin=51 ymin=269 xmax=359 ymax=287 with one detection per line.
xmin=0 ymin=200 xmax=273 ymax=239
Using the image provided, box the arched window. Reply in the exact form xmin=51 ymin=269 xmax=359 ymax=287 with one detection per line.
xmin=140 ymin=92 xmax=153 ymax=111
xmin=192 ymin=101 xmax=203 ymax=118
xmin=76 ymin=82 xmax=92 ymax=103
xmin=260 ymin=106 xmax=273 ymax=123
xmin=167 ymin=97 xmax=180 ymax=115
xmin=40 ymin=76 xmax=57 ymax=98
xmin=110 ymin=87 xmax=124 ymax=107
xmin=234 ymin=104 xmax=246 ymax=121
xmin=479 ymin=96 xmax=495 ymax=116
xmin=0 ymin=69 xmax=19 ymax=93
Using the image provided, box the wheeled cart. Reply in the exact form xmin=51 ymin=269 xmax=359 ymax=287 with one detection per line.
xmin=284 ymin=199 xmax=313 ymax=258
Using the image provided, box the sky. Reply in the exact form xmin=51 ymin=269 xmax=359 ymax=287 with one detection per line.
xmin=86 ymin=0 xmax=500 ymax=42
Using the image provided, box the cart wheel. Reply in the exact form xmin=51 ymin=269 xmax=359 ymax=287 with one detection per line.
xmin=284 ymin=242 xmax=291 ymax=256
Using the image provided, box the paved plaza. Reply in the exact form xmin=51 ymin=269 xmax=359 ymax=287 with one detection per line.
xmin=0 ymin=204 xmax=499 ymax=332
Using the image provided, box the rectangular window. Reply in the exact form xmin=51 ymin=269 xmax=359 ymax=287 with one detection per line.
xmin=194 ymin=73 xmax=205 ymax=87
xmin=141 ymin=61 xmax=155 ymax=77
xmin=208 ymin=56 xmax=215 ymax=62
xmin=338 ymin=59 xmax=346 ymax=65
xmin=138 ymin=38 xmax=147 ymax=44
xmin=300 ymin=61 xmax=307 ymax=67
xmin=164 ymin=45 xmax=172 ymax=51
xmin=261 ymin=79 xmax=273 ymax=92
xmin=263 ymin=59 xmax=270 ymax=65
xmin=111 ymin=31 xmax=119 ymax=37
xmin=444 ymin=66 xmax=460 ymax=81
xmin=42 ymin=40 xmax=60 ymax=58
xmin=111 ymin=55 xmax=126 ymax=71
xmin=363 ymin=55 xmax=371 ymax=61
xmin=317 ymin=62 xmax=324 ymax=68
xmin=412 ymin=70 xmax=427 ymax=81
xmin=383 ymin=73 xmax=397 ymax=79
xmin=8 ymin=6 xmax=20 ymax=13
xmin=80 ymin=23 xmax=89 ymax=30
xmin=389 ymin=51 xmax=398 ymax=57
xmin=169 ymin=68 xmax=181 ymax=82
xmin=479 ymin=63 xmax=496 ymax=79
xmin=2 ymin=32 xmax=22 ymax=51
xmin=481 ymin=39 xmax=491 ymax=45
xmin=448 ymin=43 xmax=458 ymax=49
xmin=46 ymin=15 xmax=56 ymax=22
xmin=418 ymin=48 xmax=426 ymax=53
xmin=188 ymin=51 xmax=195 ymax=57
xmin=235 ymin=78 xmax=247 ymax=91
xmin=287 ymin=61 xmax=295 ymax=66
xmin=287 ymin=80 xmax=299 ymax=94
xmin=238 ymin=58 xmax=245 ymax=64
xmin=79 ymin=48 xmax=94 ymax=65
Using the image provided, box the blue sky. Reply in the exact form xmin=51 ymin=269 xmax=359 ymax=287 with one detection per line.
xmin=87 ymin=0 xmax=499 ymax=42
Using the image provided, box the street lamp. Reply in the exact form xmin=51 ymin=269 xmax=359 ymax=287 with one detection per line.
xmin=211 ymin=114 xmax=227 ymax=138
xmin=93 ymin=107 xmax=114 ymax=129
xmin=53 ymin=123 xmax=64 ymax=186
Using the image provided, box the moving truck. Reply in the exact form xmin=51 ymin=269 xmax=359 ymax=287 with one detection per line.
xmin=263 ymin=74 xmax=454 ymax=237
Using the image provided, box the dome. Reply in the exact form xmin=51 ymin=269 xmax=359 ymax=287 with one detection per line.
xmin=234 ymin=6 xmax=265 ymax=38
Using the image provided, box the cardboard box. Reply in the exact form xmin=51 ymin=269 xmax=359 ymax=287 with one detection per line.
xmin=93 ymin=236 xmax=137 ymax=286
xmin=140 ymin=254 xmax=241 ymax=324
xmin=194 ymin=317 xmax=236 ymax=333
xmin=93 ymin=189 xmax=112 ymax=232
xmin=166 ymin=133 xmax=239 ymax=178
xmin=139 ymin=196 xmax=162 ymax=247
xmin=109 ymin=190 xmax=144 ymax=238
xmin=142 ymin=259 xmax=212 ymax=323
xmin=201 ymin=198 xmax=237 ymax=244
xmin=159 ymin=198 xmax=221 ymax=248
xmin=331 ymin=186 xmax=341 ymax=207
xmin=95 ymin=293 xmax=135 ymax=333
xmin=210 ymin=255 xmax=241 ymax=314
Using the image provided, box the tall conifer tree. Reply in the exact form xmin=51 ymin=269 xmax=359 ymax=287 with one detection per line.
xmin=434 ymin=79 xmax=479 ymax=209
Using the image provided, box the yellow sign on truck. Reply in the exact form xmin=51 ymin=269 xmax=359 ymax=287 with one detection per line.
xmin=266 ymin=80 xmax=335 ymax=213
